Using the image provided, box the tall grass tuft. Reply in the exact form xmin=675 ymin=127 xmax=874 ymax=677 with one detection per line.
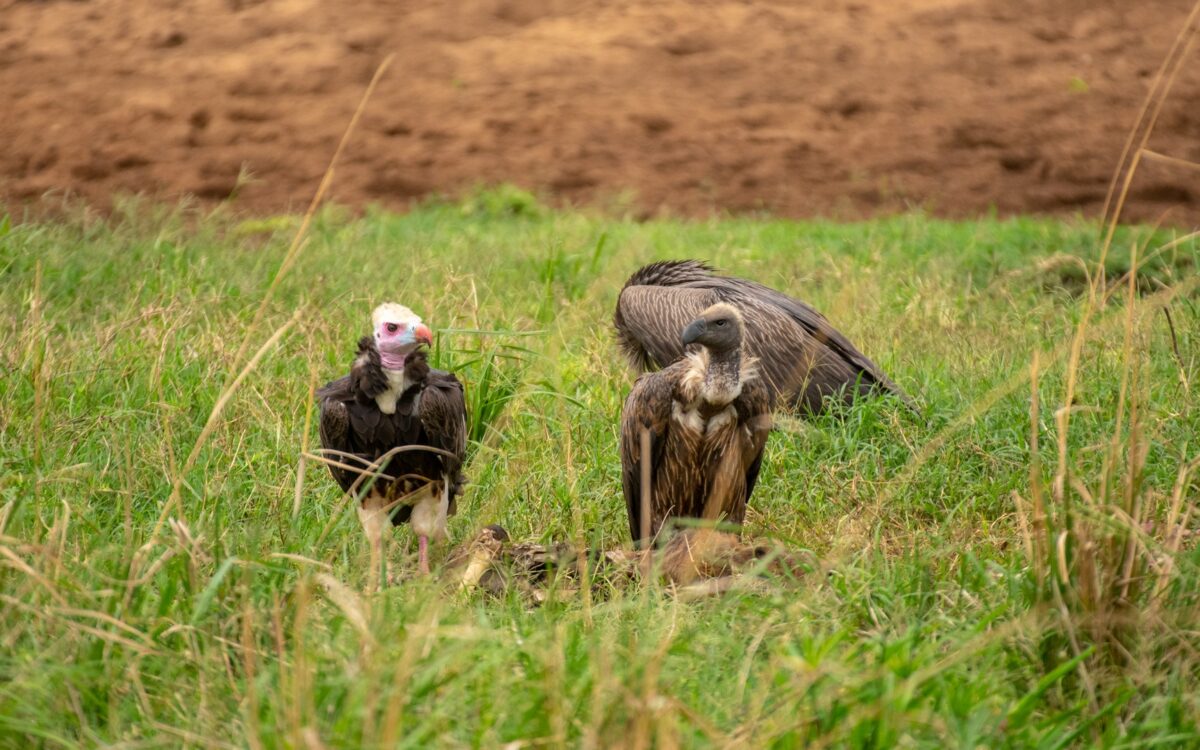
xmin=1008 ymin=8 xmax=1200 ymax=736
xmin=434 ymin=335 xmax=531 ymax=450
xmin=1013 ymin=239 xmax=1200 ymax=738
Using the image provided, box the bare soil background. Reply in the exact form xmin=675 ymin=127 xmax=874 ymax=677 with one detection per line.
xmin=2 ymin=0 xmax=1199 ymax=222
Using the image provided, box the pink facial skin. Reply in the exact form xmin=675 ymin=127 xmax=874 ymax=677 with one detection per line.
xmin=374 ymin=318 xmax=433 ymax=370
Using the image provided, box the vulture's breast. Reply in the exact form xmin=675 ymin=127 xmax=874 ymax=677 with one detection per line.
xmin=670 ymin=400 xmax=706 ymax=435
xmin=671 ymin=399 xmax=740 ymax=444
xmin=662 ymin=397 xmax=748 ymax=523
xmin=374 ymin=369 xmax=414 ymax=415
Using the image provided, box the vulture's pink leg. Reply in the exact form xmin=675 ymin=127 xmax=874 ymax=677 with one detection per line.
xmin=418 ymin=535 xmax=430 ymax=575
xmin=358 ymin=494 xmax=389 ymax=593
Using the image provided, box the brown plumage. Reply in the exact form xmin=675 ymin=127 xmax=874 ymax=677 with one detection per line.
xmin=613 ymin=260 xmax=914 ymax=414
xmin=619 ymin=302 xmax=773 ymax=545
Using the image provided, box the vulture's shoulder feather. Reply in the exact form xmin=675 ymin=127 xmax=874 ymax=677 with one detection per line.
xmin=418 ymin=370 xmax=467 ymax=453
xmin=316 ymin=336 xmax=389 ymax=404
xmin=614 ymin=262 xmax=720 ymax=372
xmin=347 ymin=336 xmax=390 ymax=399
xmin=417 ymin=368 xmax=468 ymax=515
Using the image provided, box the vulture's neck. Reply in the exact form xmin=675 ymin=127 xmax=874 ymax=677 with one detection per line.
xmin=699 ymin=349 xmax=743 ymax=407
xmin=379 ymin=351 xmax=407 ymax=370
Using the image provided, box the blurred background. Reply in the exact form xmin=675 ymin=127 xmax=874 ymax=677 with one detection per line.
xmin=2 ymin=0 xmax=1198 ymax=223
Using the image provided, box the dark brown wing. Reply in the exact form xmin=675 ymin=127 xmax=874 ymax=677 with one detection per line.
xmin=350 ymin=336 xmax=390 ymax=399
xmin=418 ymin=369 xmax=468 ymax=516
xmin=615 ymin=284 xmax=719 ymax=371
xmin=613 ymin=260 xmax=915 ymax=414
xmin=619 ymin=367 xmax=676 ymax=545
xmin=317 ymin=376 xmax=359 ymax=494
xmin=614 ymin=262 xmax=721 ymax=371
xmin=730 ymin=293 xmax=875 ymax=413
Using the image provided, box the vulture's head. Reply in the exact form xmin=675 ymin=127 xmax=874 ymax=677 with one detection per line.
xmin=371 ymin=303 xmax=433 ymax=368
xmin=681 ymin=302 xmax=745 ymax=355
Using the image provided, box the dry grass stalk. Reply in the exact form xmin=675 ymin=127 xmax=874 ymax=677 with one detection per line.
xmin=293 ymin=366 xmax=319 ymax=519
xmin=158 ymin=54 xmax=396 ymax=540
xmin=229 ymin=55 xmax=396 ymax=370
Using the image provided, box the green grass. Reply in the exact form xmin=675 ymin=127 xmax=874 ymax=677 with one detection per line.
xmin=1 ymin=192 xmax=1199 ymax=747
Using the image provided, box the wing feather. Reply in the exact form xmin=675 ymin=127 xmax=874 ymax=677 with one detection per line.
xmin=418 ymin=370 xmax=468 ymax=515
xmin=619 ymin=370 xmax=674 ymax=545
xmin=718 ymin=277 xmax=912 ymax=409
xmin=612 ymin=260 xmax=916 ymax=413
xmin=736 ymin=378 xmax=773 ymax=503
xmin=317 ymin=377 xmax=360 ymax=494
xmin=615 ymin=284 xmax=718 ymax=371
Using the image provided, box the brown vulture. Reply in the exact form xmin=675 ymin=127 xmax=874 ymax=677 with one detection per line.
xmin=613 ymin=260 xmax=914 ymax=414
xmin=317 ymin=303 xmax=467 ymax=577
xmin=620 ymin=302 xmax=773 ymax=545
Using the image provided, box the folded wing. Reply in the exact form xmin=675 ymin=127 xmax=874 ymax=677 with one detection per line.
xmin=613 ymin=260 xmax=915 ymax=413
xmin=417 ymin=370 xmax=468 ymax=513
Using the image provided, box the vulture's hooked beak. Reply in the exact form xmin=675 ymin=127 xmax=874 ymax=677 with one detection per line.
xmin=414 ymin=323 xmax=433 ymax=347
xmin=681 ymin=319 xmax=706 ymax=346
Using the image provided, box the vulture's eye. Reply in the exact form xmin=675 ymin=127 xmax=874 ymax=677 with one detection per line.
xmin=385 ymin=323 xmax=399 ymax=334
xmin=714 ymin=319 xmax=728 ymax=327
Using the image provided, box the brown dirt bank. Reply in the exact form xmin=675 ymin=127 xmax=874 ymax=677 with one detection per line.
xmin=2 ymin=0 xmax=1199 ymax=223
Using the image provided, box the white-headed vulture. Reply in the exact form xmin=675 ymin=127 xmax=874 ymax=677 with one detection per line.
xmin=620 ymin=302 xmax=773 ymax=545
xmin=317 ymin=303 xmax=467 ymax=576
xmin=613 ymin=260 xmax=914 ymax=414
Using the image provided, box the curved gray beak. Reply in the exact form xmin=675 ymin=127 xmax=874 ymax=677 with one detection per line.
xmin=681 ymin=318 xmax=706 ymax=346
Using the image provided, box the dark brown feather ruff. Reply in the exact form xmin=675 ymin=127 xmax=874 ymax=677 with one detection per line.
xmin=350 ymin=336 xmax=390 ymax=399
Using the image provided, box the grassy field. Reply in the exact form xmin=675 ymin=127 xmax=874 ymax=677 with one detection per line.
xmin=2 ymin=191 xmax=1199 ymax=747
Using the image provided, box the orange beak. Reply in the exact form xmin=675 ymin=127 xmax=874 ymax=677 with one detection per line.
xmin=414 ymin=323 xmax=433 ymax=346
